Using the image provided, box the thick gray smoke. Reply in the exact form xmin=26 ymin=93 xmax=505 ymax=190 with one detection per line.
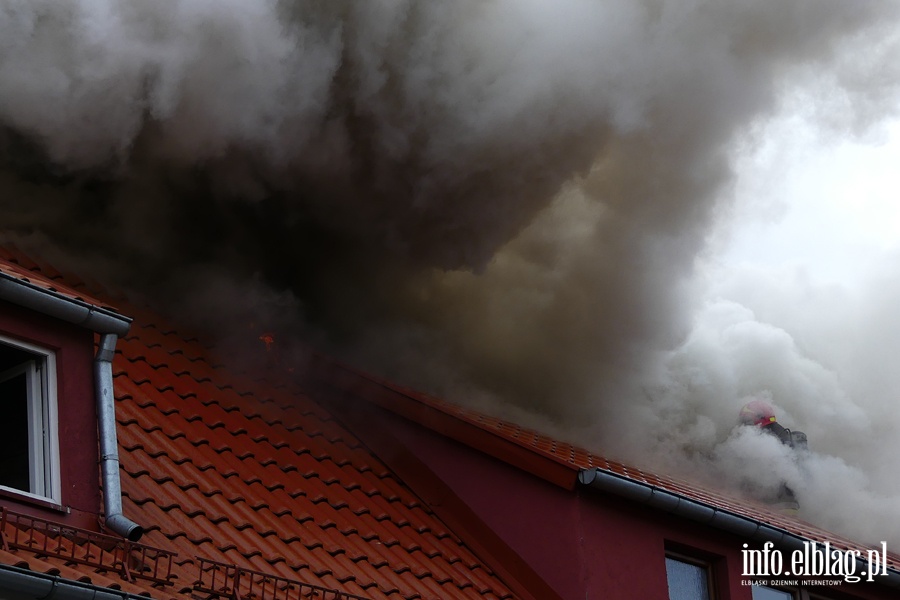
xmin=3 ymin=1 xmax=900 ymax=547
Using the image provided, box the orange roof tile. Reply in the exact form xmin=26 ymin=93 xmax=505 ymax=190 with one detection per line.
xmin=112 ymin=318 xmax=518 ymax=599
xmin=0 ymin=249 xmax=518 ymax=600
xmin=0 ymin=245 xmax=121 ymax=314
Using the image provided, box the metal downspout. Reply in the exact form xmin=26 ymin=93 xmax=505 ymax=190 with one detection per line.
xmin=95 ymin=334 xmax=143 ymax=542
xmin=577 ymin=467 xmax=900 ymax=588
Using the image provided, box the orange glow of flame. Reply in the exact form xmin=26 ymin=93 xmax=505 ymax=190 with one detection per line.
xmin=259 ymin=333 xmax=275 ymax=351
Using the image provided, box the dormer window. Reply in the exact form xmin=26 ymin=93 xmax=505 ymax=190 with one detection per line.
xmin=0 ymin=256 xmax=141 ymax=538
xmin=0 ymin=334 xmax=59 ymax=503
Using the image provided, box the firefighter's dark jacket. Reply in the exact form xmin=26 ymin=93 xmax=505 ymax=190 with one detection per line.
xmin=762 ymin=421 xmax=808 ymax=450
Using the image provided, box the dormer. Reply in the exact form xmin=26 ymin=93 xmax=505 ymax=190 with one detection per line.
xmin=0 ymin=256 xmax=142 ymax=540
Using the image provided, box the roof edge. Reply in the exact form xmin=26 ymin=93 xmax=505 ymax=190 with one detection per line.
xmin=312 ymin=355 xmax=580 ymax=490
xmin=0 ymin=563 xmax=145 ymax=600
xmin=0 ymin=273 xmax=131 ymax=336
xmin=578 ymin=467 xmax=900 ymax=588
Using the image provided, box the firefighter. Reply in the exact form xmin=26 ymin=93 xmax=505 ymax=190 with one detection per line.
xmin=738 ymin=399 xmax=806 ymax=511
xmin=739 ymin=399 xmax=808 ymax=450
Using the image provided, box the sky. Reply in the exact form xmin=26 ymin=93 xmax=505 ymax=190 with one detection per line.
xmin=717 ymin=116 xmax=900 ymax=285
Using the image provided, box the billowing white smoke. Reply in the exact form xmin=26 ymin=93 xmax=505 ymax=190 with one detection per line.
xmin=619 ymin=254 xmax=900 ymax=547
xmin=2 ymin=0 xmax=900 ymax=547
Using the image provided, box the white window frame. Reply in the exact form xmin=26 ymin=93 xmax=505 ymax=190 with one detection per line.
xmin=0 ymin=333 xmax=60 ymax=503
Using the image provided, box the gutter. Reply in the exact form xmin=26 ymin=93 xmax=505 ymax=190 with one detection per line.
xmin=0 ymin=273 xmax=142 ymax=540
xmin=577 ymin=467 xmax=900 ymax=588
xmin=0 ymin=563 xmax=142 ymax=600
xmin=0 ymin=273 xmax=130 ymax=336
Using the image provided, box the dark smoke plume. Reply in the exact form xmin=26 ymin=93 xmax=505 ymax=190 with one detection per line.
xmin=3 ymin=0 xmax=900 ymax=545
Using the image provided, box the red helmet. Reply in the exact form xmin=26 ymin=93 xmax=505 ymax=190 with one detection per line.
xmin=739 ymin=399 xmax=777 ymax=427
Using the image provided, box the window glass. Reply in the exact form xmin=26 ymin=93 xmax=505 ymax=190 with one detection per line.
xmin=666 ymin=556 xmax=712 ymax=600
xmin=0 ymin=369 xmax=30 ymax=490
xmin=752 ymin=586 xmax=794 ymax=600
xmin=0 ymin=337 xmax=58 ymax=501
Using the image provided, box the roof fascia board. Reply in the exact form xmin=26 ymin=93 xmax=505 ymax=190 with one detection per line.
xmin=0 ymin=273 xmax=130 ymax=336
xmin=326 ymin=396 xmax=565 ymax=600
xmin=314 ymin=358 xmax=580 ymax=490
xmin=578 ymin=467 xmax=900 ymax=589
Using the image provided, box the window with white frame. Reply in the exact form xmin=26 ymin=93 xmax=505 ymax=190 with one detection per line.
xmin=0 ymin=335 xmax=59 ymax=502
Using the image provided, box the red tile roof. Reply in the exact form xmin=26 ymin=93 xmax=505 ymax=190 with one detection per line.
xmin=314 ymin=358 xmax=900 ymax=574
xmin=0 ymin=244 xmax=119 ymax=313
xmin=1 ymin=243 xmax=897 ymax=598
xmin=0 ymin=247 xmax=519 ymax=600
xmin=114 ymin=315 xmax=519 ymax=599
